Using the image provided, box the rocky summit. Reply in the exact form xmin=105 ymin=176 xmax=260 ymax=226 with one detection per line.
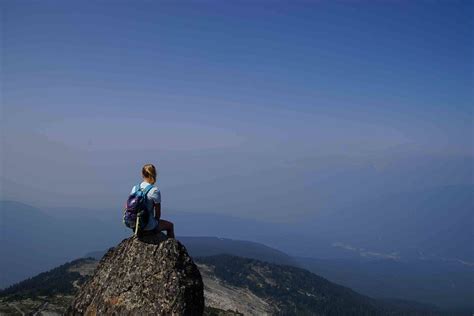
xmin=66 ymin=233 xmax=204 ymax=315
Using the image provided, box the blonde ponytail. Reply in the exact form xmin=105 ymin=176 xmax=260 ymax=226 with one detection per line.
xmin=142 ymin=163 xmax=157 ymax=183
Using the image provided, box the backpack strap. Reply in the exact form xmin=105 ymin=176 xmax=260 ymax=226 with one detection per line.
xmin=143 ymin=184 xmax=154 ymax=196
xmin=141 ymin=184 xmax=155 ymax=210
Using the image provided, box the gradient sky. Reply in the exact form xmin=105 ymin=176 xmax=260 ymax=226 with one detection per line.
xmin=1 ymin=1 xmax=472 ymax=221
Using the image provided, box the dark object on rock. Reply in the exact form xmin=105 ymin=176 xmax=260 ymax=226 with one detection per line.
xmin=67 ymin=233 xmax=204 ymax=315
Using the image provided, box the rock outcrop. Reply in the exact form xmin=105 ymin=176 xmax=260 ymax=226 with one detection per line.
xmin=67 ymin=233 xmax=204 ymax=315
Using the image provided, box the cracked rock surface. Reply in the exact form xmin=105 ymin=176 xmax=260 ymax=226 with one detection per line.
xmin=66 ymin=233 xmax=204 ymax=315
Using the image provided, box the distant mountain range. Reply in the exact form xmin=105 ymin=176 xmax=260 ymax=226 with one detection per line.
xmin=1 ymin=186 xmax=472 ymax=311
xmin=21 ymin=184 xmax=472 ymax=264
xmin=0 ymin=253 xmax=458 ymax=316
xmin=0 ymin=200 xmax=129 ymax=289
xmin=302 ymin=184 xmax=474 ymax=262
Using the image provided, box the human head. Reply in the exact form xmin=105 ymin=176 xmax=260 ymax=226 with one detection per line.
xmin=142 ymin=163 xmax=157 ymax=184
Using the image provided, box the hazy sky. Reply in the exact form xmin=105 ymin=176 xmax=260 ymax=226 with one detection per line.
xmin=1 ymin=1 xmax=472 ymax=221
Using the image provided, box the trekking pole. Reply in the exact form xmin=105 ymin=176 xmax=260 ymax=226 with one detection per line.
xmin=135 ymin=217 xmax=140 ymax=236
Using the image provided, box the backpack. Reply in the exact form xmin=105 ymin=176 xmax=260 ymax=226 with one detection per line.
xmin=123 ymin=183 xmax=154 ymax=235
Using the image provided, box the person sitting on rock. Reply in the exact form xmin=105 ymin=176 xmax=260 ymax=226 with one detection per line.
xmin=129 ymin=163 xmax=175 ymax=238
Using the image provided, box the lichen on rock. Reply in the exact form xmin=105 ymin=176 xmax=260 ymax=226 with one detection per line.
xmin=67 ymin=233 xmax=204 ymax=315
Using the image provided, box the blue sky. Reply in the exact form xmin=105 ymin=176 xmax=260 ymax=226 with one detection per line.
xmin=1 ymin=1 xmax=472 ymax=220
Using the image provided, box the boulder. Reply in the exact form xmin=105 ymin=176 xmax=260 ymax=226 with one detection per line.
xmin=67 ymin=233 xmax=204 ymax=315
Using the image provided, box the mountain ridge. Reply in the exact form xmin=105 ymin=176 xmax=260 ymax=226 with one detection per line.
xmin=0 ymin=253 xmax=461 ymax=315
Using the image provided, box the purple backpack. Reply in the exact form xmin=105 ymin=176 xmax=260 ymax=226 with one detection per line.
xmin=123 ymin=183 xmax=154 ymax=234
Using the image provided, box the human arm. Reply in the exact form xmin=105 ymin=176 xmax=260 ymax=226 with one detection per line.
xmin=154 ymin=202 xmax=161 ymax=221
xmin=150 ymin=189 xmax=162 ymax=221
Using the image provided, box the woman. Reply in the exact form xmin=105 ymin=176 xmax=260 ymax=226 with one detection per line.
xmin=130 ymin=163 xmax=175 ymax=238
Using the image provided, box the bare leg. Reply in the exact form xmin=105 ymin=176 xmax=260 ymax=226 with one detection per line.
xmin=158 ymin=219 xmax=175 ymax=238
